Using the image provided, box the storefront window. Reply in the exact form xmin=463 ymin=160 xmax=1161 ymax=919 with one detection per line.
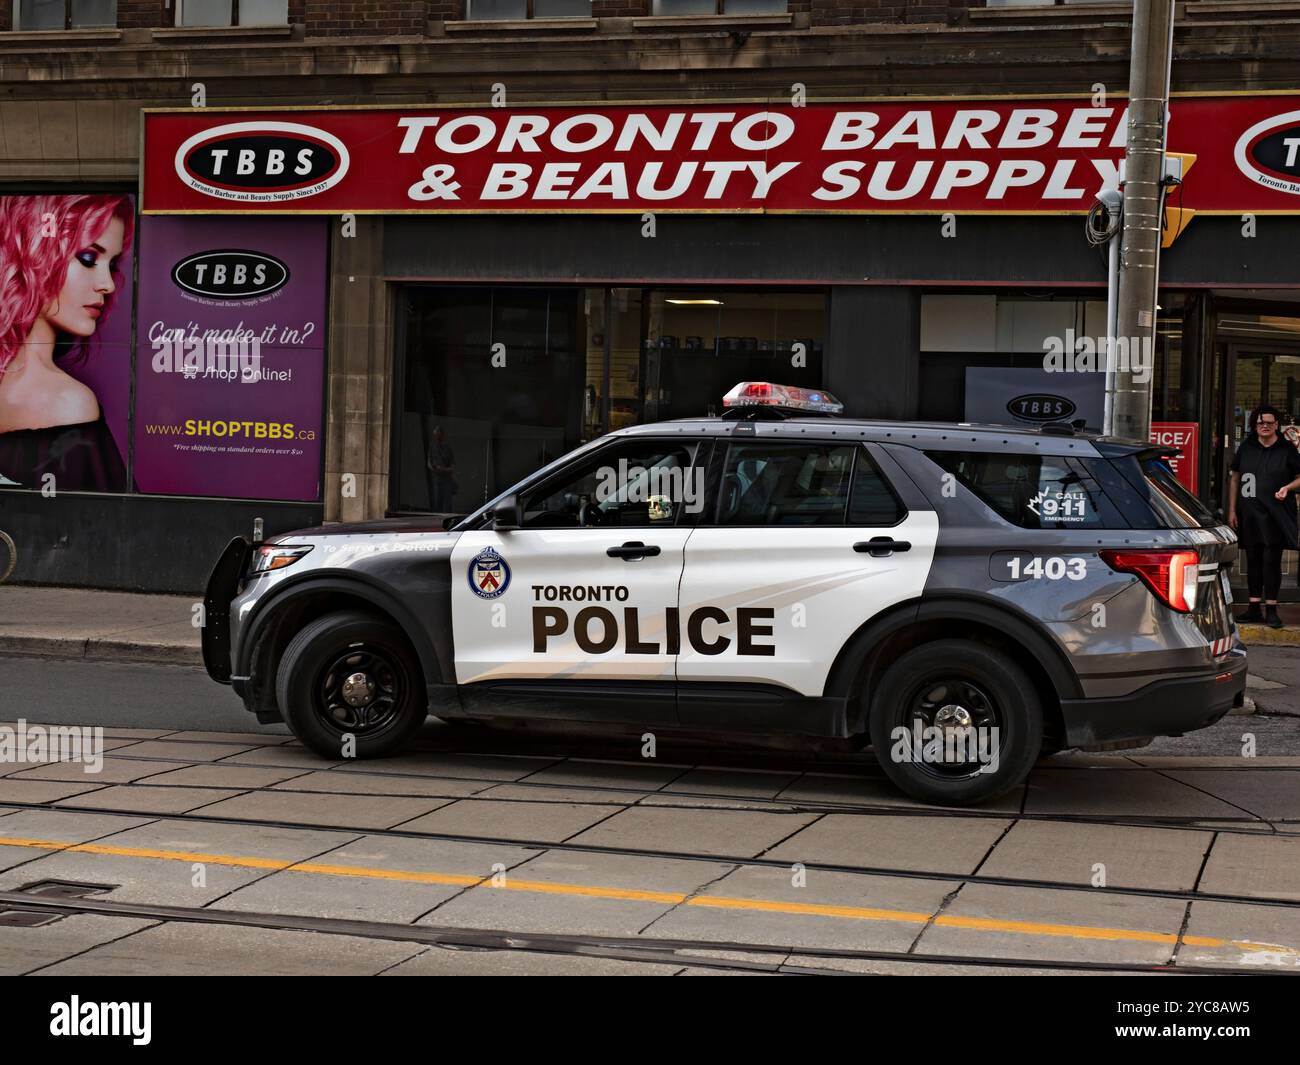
xmin=584 ymin=287 xmax=645 ymax=435
xmin=641 ymin=289 xmax=825 ymax=422
xmin=918 ymin=291 xmax=1200 ymax=434
xmin=1149 ymin=293 xmax=1191 ymax=423
xmin=919 ymin=293 xmax=1103 ymax=425
xmin=1209 ymin=338 xmax=1227 ymax=508
xmin=393 ymin=285 xmax=826 ymax=514
xmin=395 ymin=287 xmax=585 ymax=515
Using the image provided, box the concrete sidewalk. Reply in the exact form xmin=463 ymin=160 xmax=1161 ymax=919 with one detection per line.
xmin=0 ymin=586 xmax=200 ymax=665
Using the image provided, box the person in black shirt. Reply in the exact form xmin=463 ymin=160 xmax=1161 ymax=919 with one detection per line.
xmin=1228 ymin=405 xmax=1300 ymax=628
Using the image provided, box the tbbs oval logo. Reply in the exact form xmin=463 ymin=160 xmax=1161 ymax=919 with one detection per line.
xmin=1008 ymin=394 xmax=1076 ymax=423
xmin=172 ymin=251 xmax=289 ymax=300
xmin=1235 ymin=110 xmax=1300 ymax=196
xmin=174 ymin=121 xmax=350 ymax=202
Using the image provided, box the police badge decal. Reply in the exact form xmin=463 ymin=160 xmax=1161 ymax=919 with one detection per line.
xmin=468 ymin=546 xmax=511 ymax=600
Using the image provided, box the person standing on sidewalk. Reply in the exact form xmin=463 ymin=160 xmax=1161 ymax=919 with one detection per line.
xmin=1229 ymin=404 xmax=1300 ymax=628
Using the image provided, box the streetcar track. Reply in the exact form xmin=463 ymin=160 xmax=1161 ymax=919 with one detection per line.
xmin=5 ymin=746 xmax=1297 ymax=838
xmin=2 ymin=574 xmax=1294 ymax=975
xmin=1 ymin=890 xmax=1283 ymax=977
xmin=2 ymin=795 xmax=1299 ymax=912
xmin=1146 ymin=765 xmax=1278 ymax=827
xmin=10 ymin=720 xmax=1300 ymax=772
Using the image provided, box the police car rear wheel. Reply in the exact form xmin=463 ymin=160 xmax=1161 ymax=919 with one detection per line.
xmin=276 ymin=611 xmax=428 ymax=759
xmin=868 ymin=639 xmax=1042 ymax=806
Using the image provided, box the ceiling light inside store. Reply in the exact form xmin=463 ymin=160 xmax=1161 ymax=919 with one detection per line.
xmin=666 ymin=299 xmax=723 ymax=306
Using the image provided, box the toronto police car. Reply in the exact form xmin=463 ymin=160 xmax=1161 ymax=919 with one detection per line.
xmin=202 ymin=382 xmax=1245 ymax=805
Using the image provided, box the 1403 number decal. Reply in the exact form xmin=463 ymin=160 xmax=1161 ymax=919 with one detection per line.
xmin=1008 ymin=556 xmax=1087 ymax=581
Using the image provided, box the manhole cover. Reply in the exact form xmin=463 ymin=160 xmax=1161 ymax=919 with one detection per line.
xmin=18 ymin=880 xmax=117 ymax=899
xmin=0 ymin=908 xmax=63 ymax=928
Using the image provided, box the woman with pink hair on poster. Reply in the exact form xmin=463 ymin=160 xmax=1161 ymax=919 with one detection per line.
xmin=0 ymin=194 xmax=134 ymax=492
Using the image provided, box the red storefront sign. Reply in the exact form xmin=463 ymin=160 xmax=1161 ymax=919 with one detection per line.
xmin=1150 ymin=422 xmax=1200 ymax=492
xmin=141 ymin=95 xmax=1300 ymax=215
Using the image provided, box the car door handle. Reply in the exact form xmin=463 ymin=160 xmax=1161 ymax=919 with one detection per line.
xmin=854 ymin=537 xmax=912 ymax=557
xmin=607 ymin=541 xmax=661 ymax=560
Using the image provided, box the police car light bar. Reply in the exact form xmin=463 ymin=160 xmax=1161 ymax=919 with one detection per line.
xmin=722 ymin=382 xmax=844 ymax=414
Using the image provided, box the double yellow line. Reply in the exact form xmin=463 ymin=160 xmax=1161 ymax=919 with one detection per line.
xmin=2 ymin=834 xmax=1296 ymax=964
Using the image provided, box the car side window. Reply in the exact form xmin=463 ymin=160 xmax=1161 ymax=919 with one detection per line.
xmin=927 ymin=451 xmax=1116 ymax=529
xmin=521 ymin=443 xmax=698 ymax=528
xmin=717 ymin=442 xmax=855 ymax=526
xmin=848 ymin=449 xmax=906 ymax=526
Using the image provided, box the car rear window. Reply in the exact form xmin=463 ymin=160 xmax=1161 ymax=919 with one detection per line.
xmin=926 ymin=451 xmax=1124 ymax=529
xmin=1111 ymin=455 xmax=1219 ymax=529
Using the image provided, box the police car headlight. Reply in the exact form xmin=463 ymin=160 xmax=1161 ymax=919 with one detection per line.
xmin=249 ymin=545 xmax=313 ymax=576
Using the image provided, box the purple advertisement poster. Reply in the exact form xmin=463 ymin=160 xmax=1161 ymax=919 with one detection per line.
xmin=0 ymin=195 xmax=135 ymax=493
xmin=132 ymin=216 xmax=327 ymax=501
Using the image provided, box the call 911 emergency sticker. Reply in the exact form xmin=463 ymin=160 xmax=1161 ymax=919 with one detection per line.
xmin=469 ymin=547 xmax=511 ymax=599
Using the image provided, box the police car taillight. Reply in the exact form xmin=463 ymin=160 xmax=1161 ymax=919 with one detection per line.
xmin=1100 ymin=549 xmax=1199 ymax=613
xmin=722 ymin=382 xmax=843 ymax=414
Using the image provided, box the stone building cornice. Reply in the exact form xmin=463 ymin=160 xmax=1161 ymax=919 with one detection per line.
xmin=0 ymin=18 xmax=1296 ymax=99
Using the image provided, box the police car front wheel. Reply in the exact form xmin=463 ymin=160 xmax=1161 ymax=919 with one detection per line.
xmin=276 ymin=610 xmax=428 ymax=759
xmin=868 ymin=640 xmax=1043 ymax=806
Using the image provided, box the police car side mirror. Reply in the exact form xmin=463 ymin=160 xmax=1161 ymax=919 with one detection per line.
xmin=492 ymin=495 xmax=521 ymax=531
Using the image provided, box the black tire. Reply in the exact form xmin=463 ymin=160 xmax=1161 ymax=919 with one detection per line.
xmin=0 ymin=530 xmax=15 ymax=584
xmin=867 ymin=639 xmax=1042 ymax=806
xmin=276 ymin=610 xmax=428 ymax=759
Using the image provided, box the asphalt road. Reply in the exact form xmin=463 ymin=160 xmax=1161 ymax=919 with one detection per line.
xmin=3 ymin=655 xmax=288 ymax=736
xmin=2 ymin=649 xmax=1298 ymax=758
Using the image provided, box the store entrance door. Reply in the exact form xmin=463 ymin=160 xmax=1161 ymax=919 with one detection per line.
xmin=1211 ymin=343 xmax=1300 ymax=505
xmin=1217 ymin=341 xmax=1300 ymax=598
xmin=1226 ymin=345 xmax=1300 ymax=448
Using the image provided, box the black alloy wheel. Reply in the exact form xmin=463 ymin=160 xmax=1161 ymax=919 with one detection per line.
xmin=276 ymin=610 xmax=429 ymax=759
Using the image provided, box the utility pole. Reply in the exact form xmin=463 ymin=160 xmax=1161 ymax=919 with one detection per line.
xmin=1109 ymin=0 xmax=1177 ymax=442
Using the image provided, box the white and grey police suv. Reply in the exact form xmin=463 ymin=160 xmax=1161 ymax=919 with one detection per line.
xmin=203 ymin=382 xmax=1245 ymax=805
